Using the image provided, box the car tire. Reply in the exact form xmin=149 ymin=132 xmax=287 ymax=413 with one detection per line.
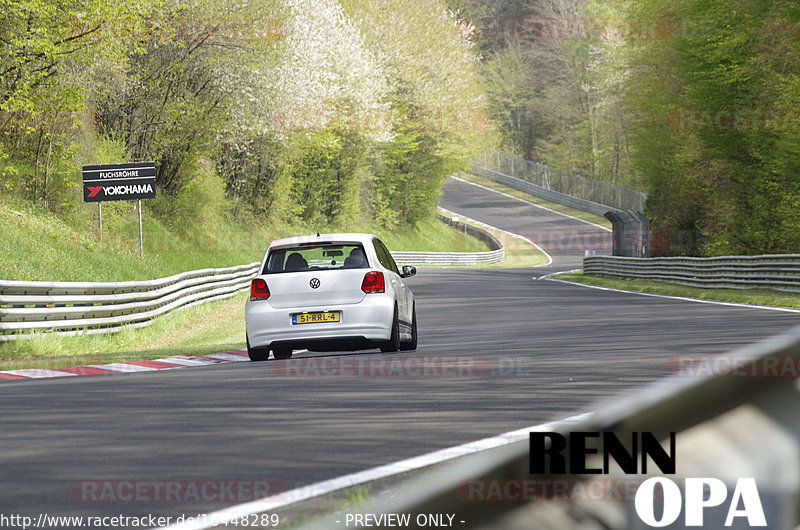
xmin=247 ymin=336 xmax=270 ymax=362
xmin=380 ymin=305 xmax=401 ymax=353
xmin=273 ymin=346 xmax=293 ymax=360
xmin=399 ymin=305 xmax=417 ymax=351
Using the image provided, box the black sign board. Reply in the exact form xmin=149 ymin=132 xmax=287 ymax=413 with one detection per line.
xmin=82 ymin=161 xmax=157 ymax=202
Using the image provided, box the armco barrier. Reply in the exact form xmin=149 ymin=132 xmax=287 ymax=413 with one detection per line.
xmin=0 ymin=221 xmax=504 ymax=341
xmin=0 ymin=263 xmax=261 ymax=341
xmin=287 ymin=324 xmax=800 ymax=530
xmin=584 ymin=254 xmax=800 ymax=292
xmin=392 ymin=214 xmax=504 ymax=267
xmin=391 ymin=249 xmax=503 ymax=266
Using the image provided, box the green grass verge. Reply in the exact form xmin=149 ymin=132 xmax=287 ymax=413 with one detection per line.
xmin=554 ymin=272 xmax=800 ymax=309
xmin=0 ymin=198 xmax=490 ymax=282
xmin=455 ymin=171 xmax=613 ymax=230
xmin=0 ymin=199 xmax=263 ymax=282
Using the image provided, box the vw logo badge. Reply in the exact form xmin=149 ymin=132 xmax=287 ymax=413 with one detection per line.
xmin=310 ymin=278 xmax=321 ymax=289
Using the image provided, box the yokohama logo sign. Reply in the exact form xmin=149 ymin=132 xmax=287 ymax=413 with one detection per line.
xmin=87 ymin=184 xmax=155 ymax=198
xmin=82 ymin=162 xmax=157 ymax=202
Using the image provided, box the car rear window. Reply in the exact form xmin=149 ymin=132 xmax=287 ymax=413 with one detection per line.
xmin=264 ymin=243 xmax=370 ymax=273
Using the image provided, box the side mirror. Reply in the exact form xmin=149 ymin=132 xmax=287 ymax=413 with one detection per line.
xmin=402 ymin=265 xmax=417 ymax=278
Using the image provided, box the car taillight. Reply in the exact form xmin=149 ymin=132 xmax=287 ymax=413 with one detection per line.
xmin=250 ymin=278 xmax=270 ymax=301
xmin=361 ymin=271 xmax=385 ymax=293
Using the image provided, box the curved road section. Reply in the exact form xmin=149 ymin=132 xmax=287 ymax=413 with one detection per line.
xmin=0 ymin=178 xmax=796 ymax=526
xmin=441 ymin=176 xmax=611 ymax=274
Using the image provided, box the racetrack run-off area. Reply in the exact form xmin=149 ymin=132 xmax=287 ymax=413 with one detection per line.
xmin=0 ymin=177 xmax=797 ymax=523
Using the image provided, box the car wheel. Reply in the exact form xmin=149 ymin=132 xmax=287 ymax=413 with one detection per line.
xmin=247 ymin=336 xmax=270 ymax=362
xmin=380 ymin=305 xmax=400 ymax=353
xmin=399 ymin=305 xmax=417 ymax=351
xmin=273 ymin=346 xmax=293 ymax=360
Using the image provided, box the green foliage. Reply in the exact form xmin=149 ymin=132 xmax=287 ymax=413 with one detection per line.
xmin=623 ymin=0 xmax=800 ymax=254
xmin=480 ymin=43 xmax=537 ymax=158
xmin=340 ymin=0 xmax=489 ymax=227
xmin=274 ymin=127 xmax=372 ymax=226
xmin=0 ymin=0 xmax=492 ymax=268
xmin=372 ymin=120 xmax=453 ymax=228
xmin=173 ymin=157 xmax=228 ymax=227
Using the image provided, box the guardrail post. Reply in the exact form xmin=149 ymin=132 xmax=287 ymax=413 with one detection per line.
xmin=635 ymin=211 xmax=650 ymax=258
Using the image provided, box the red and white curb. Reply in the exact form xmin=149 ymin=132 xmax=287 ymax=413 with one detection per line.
xmin=0 ymin=350 xmax=250 ymax=381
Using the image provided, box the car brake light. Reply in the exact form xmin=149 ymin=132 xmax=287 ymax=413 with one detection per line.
xmin=361 ymin=271 xmax=385 ymax=293
xmin=250 ymin=278 xmax=270 ymax=301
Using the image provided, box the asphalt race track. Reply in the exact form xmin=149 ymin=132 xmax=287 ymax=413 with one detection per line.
xmin=0 ymin=177 xmax=797 ymax=523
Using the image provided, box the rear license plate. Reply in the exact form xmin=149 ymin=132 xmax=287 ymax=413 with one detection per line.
xmin=292 ymin=311 xmax=341 ymax=325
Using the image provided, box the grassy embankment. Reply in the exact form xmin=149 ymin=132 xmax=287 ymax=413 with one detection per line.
xmin=0 ymin=197 xmax=492 ymax=282
xmin=0 ymin=195 xmax=544 ymax=370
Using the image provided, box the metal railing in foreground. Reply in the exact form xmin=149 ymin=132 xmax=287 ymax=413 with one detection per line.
xmin=290 ymin=324 xmax=800 ymax=529
xmin=584 ymin=254 xmax=800 ymax=292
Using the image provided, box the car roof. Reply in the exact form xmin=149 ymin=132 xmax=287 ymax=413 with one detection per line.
xmin=267 ymin=233 xmax=379 ymax=249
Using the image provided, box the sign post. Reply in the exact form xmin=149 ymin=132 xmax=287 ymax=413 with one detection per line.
xmin=82 ymin=161 xmax=156 ymax=258
xmin=138 ymin=200 xmax=144 ymax=259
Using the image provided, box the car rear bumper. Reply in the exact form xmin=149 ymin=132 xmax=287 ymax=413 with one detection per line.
xmin=245 ymin=295 xmax=395 ymax=349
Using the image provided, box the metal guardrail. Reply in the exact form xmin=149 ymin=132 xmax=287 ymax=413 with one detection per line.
xmin=476 ymin=151 xmax=647 ymax=212
xmin=0 ymin=218 xmax=504 ymax=341
xmin=391 ymin=214 xmax=504 ymax=267
xmin=584 ymin=254 xmax=800 ymax=292
xmin=0 ymin=263 xmax=261 ymax=341
xmin=391 ymin=249 xmax=503 ymax=266
xmin=292 ymin=324 xmax=800 ymax=529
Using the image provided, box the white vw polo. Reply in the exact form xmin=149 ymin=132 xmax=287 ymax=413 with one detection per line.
xmin=245 ymin=233 xmax=417 ymax=361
